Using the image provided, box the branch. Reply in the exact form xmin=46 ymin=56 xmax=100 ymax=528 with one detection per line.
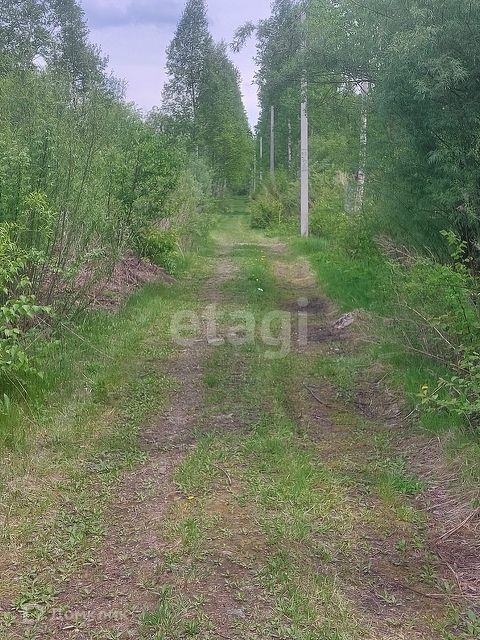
xmin=231 ymin=22 xmax=256 ymax=53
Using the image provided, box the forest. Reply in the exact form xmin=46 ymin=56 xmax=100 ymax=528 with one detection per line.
xmin=0 ymin=0 xmax=479 ymax=638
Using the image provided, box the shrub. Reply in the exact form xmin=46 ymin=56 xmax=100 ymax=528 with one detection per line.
xmin=251 ymin=173 xmax=297 ymax=229
xmin=138 ymin=228 xmax=181 ymax=274
xmin=422 ymin=349 xmax=480 ymax=432
xmin=309 ymin=169 xmax=349 ymax=238
xmin=163 ymin=159 xmax=215 ymax=251
xmin=0 ymin=224 xmax=50 ymax=414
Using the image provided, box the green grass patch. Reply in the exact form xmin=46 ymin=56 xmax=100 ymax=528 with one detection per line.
xmin=0 ymin=265 xmax=208 ymax=612
xmin=223 ymin=249 xmax=278 ymax=308
xmin=292 ymin=236 xmax=391 ymax=313
xmin=175 ymin=434 xmax=230 ymax=496
xmin=244 ymin=414 xmax=354 ymax=545
xmin=141 ymin=587 xmax=207 ymax=639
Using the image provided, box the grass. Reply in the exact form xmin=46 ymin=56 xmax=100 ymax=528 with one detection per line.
xmin=152 ymin=210 xmax=453 ymax=639
xmin=293 ymin=235 xmax=392 ymax=313
xmin=262 ymin=551 xmax=361 ymax=640
xmin=0 ymin=283 xmax=175 ymax=448
xmin=223 ymin=255 xmax=278 ymax=309
xmin=175 ymin=434 xmax=226 ymax=496
xmin=291 ymin=228 xmax=480 ymax=484
xmin=0 ymin=258 xmax=209 ymax=623
xmin=1 ymin=202 xmax=473 ymax=639
xmin=141 ymin=587 xmax=207 ymax=639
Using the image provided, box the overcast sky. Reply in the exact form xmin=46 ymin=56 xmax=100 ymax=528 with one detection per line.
xmin=79 ymin=0 xmax=272 ymax=126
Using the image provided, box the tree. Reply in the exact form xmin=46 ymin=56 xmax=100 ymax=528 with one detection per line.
xmin=0 ymin=0 xmax=50 ymax=70
xmin=48 ymin=0 xmax=106 ymax=92
xmin=198 ymin=42 xmax=252 ymax=191
xmin=162 ymin=0 xmax=212 ymax=143
xmin=251 ymin=0 xmax=480 ymax=259
xmin=235 ymin=1 xmax=302 ymax=176
xmin=163 ymin=0 xmax=253 ymax=193
xmin=0 ymin=0 xmax=106 ymax=90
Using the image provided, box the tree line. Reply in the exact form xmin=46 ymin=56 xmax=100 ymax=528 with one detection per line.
xmin=162 ymin=0 xmax=253 ymax=193
xmin=0 ymin=0 xmax=251 ymax=416
xmin=247 ymin=0 xmax=480 ymax=262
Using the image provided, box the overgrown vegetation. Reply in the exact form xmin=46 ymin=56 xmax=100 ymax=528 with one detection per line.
xmin=3 ymin=0 xmax=479 ymax=635
xmin=245 ymin=0 xmax=480 ymax=435
xmin=0 ymin=0 xmax=251 ymax=427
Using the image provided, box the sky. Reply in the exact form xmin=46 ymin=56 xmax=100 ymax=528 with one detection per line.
xmin=79 ymin=0 xmax=272 ymax=126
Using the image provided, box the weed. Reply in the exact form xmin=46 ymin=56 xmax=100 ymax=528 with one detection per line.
xmin=175 ymin=434 xmax=225 ymax=496
xmin=12 ymin=574 xmax=57 ymax=622
xmin=374 ymin=457 xmax=425 ymax=498
xmin=141 ymin=587 xmax=206 ymax=639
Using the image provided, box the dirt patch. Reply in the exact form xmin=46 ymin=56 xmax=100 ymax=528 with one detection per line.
xmin=281 ymin=296 xmax=331 ymax=315
xmin=307 ymin=324 xmax=349 ymax=343
xmin=352 ymin=361 xmax=480 ymax=605
xmin=272 ymin=256 xmax=318 ymax=290
xmin=403 ymin=436 xmax=480 ymax=602
xmin=229 ymin=241 xmax=288 ymax=254
xmin=204 ymin=255 xmax=240 ymax=304
xmin=29 ymin=343 xmax=204 ymax=638
xmin=14 ymin=257 xmax=236 ymax=639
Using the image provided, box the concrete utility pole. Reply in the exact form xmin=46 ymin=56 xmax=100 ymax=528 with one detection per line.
xmin=354 ymin=81 xmax=370 ymax=212
xmin=300 ymin=10 xmax=309 ymax=237
xmin=270 ymin=105 xmax=275 ymax=175
xmin=288 ymin=119 xmax=292 ymax=169
xmin=259 ymin=135 xmax=263 ymax=182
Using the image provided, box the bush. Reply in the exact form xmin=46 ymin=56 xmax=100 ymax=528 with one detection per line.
xmin=163 ymin=158 xmax=215 ymax=251
xmin=309 ymin=169 xmax=350 ymax=238
xmin=0 ymin=224 xmax=50 ymax=413
xmin=422 ymin=349 xmax=480 ymax=431
xmin=251 ymin=173 xmax=297 ymax=230
xmin=138 ymin=228 xmax=181 ymax=274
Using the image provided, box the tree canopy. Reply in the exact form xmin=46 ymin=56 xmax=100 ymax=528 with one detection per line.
xmin=163 ymin=0 xmax=252 ymax=193
xmin=249 ymin=0 xmax=480 ymax=258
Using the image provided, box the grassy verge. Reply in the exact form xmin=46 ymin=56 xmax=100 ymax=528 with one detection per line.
xmin=0 ymin=255 xmax=210 ymax=626
xmin=290 ymin=232 xmax=480 ymax=484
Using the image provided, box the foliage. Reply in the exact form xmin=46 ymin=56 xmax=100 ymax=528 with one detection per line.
xmin=250 ymin=0 xmax=480 ymax=432
xmin=251 ymin=173 xmax=299 ymax=229
xmin=0 ymin=0 xmax=106 ymax=89
xmin=0 ymin=0 xmax=217 ymax=414
xmin=413 ymin=233 xmax=480 ymax=430
xmin=423 ymin=349 xmax=480 ymax=432
xmin=162 ymin=0 xmax=252 ymax=193
xmin=249 ymin=0 xmax=480 ymax=260
xmin=0 ymin=224 xmax=50 ymax=413
xmin=163 ymin=0 xmax=212 ymax=141
xmin=138 ymin=228 xmax=181 ymax=274
xmin=249 ymin=0 xmax=302 ymax=175
xmin=305 ymin=0 xmax=480 ymax=258
xmin=163 ymin=158 xmax=215 ymax=251
xmin=198 ymin=42 xmax=253 ymax=192
xmin=0 ymin=70 xmax=188 ymax=311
